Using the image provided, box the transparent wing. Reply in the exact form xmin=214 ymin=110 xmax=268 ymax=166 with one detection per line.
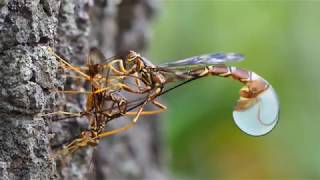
xmin=87 ymin=47 xmax=106 ymax=65
xmin=159 ymin=52 xmax=244 ymax=68
xmin=103 ymin=51 xmax=131 ymax=64
xmin=88 ymin=48 xmax=129 ymax=65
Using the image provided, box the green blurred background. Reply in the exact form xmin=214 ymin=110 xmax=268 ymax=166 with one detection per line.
xmin=147 ymin=1 xmax=320 ymax=179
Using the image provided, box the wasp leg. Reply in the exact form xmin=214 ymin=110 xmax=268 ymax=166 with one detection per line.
xmin=48 ymin=47 xmax=91 ymax=79
xmin=60 ymin=65 xmax=89 ymax=71
xmin=37 ymin=111 xmax=82 ymax=117
xmin=58 ymin=131 xmax=99 ymax=156
xmin=105 ymin=59 xmax=139 ymax=75
xmin=105 ymin=59 xmax=127 ymax=75
xmin=126 ymin=99 xmax=167 ymax=116
xmin=96 ymin=87 xmax=163 ymax=138
xmin=50 ymin=87 xmax=112 ymax=94
xmin=131 ymin=72 xmax=151 ymax=92
xmin=50 ymin=89 xmax=93 ymax=94
xmin=96 ymin=99 xmax=149 ymax=139
xmin=93 ymin=87 xmax=111 ymax=94
xmin=119 ymin=83 xmax=151 ymax=94
xmin=62 ymin=74 xmax=89 ymax=80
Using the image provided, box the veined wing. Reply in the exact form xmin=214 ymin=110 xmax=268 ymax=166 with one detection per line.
xmin=88 ymin=48 xmax=127 ymax=66
xmin=103 ymin=51 xmax=132 ymax=64
xmin=159 ymin=52 xmax=244 ymax=69
xmin=87 ymin=47 xmax=107 ymax=65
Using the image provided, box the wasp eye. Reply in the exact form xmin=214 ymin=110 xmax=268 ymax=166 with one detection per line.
xmin=127 ymin=51 xmax=138 ymax=61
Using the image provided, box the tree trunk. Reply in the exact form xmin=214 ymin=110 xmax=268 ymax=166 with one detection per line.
xmin=0 ymin=0 xmax=166 ymax=179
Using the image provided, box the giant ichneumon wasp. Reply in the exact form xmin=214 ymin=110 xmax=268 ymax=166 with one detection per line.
xmin=106 ymin=50 xmax=279 ymax=136
xmin=42 ymin=47 xmax=279 ymax=155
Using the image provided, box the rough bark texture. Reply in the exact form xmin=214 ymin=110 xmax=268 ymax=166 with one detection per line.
xmin=0 ymin=0 xmax=166 ymax=179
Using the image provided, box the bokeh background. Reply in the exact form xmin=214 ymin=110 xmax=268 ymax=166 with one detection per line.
xmin=147 ymin=1 xmax=320 ymax=179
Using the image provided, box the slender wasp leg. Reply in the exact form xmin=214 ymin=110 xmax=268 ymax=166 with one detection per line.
xmin=104 ymin=59 xmax=127 ymax=75
xmin=96 ymin=87 xmax=163 ymax=138
xmin=56 ymin=131 xmax=99 ymax=156
xmin=38 ymin=111 xmax=82 ymax=117
xmin=133 ymin=72 xmax=142 ymax=87
xmin=130 ymin=71 xmax=146 ymax=91
xmin=51 ymin=87 xmax=111 ymax=94
xmin=62 ymin=74 xmax=106 ymax=81
xmin=50 ymin=89 xmax=93 ymax=94
xmin=130 ymin=71 xmax=152 ymax=92
xmin=48 ymin=48 xmax=91 ymax=80
xmin=146 ymin=99 xmax=167 ymax=114
xmin=96 ymin=98 xmax=150 ymax=139
xmin=62 ymin=74 xmax=89 ymax=80
xmin=93 ymin=87 xmax=111 ymax=94
xmin=96 ymin=124 xmax=135 ymax=139
xmin=105 ymin=58 xmax=139 ymax=75
xmin=60 ymin=64 xmax=89 ymax=71
xmin=125 ymin=99 xmax=167 ymax=116
xmin=119 ymin=83 xmax=151 ymax=94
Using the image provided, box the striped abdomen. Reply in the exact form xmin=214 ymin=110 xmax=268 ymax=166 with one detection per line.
xmin=184 ymin=65 xmax=269 ymax=100
xmin=175 ymin=65 xmax=279 ymax=136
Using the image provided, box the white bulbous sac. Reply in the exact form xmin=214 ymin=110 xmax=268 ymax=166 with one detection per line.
xmin=232 ymin=75 xmax=279 ymax=136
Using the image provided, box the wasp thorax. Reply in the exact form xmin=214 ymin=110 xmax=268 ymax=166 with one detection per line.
xmin=152 ymin=72 xmax=166 ymax=85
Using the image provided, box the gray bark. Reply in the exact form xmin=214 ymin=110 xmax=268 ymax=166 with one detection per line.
xmin=0 ymin=0 xmax=166 ymax=179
